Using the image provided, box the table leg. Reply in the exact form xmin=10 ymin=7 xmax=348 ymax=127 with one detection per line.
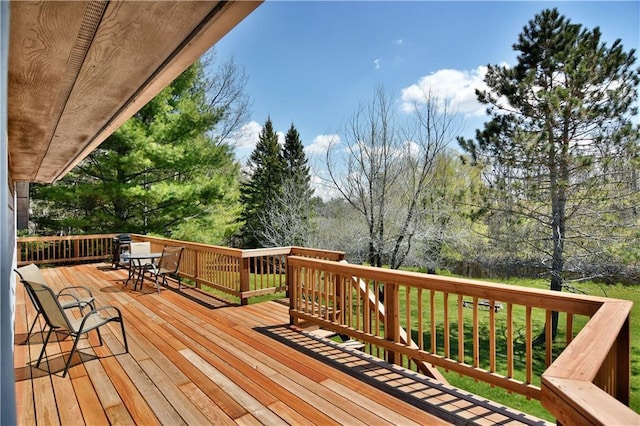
xmin=133 ymin=260 xmax=142 ymax=290
xmin=133 ymin=260 xmax=150 ymax=291
xmin=124 ymin=261 xmax=134 ymax=287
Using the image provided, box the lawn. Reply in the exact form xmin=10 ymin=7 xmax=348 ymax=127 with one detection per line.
xmin=436 ymin=276 xmax=640 ymax=421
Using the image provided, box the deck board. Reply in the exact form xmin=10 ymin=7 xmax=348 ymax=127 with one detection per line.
xmin=71 ymin=374 xmax=110 ymax=426
xmin=13 ymin=263 xmax=552 ymax=425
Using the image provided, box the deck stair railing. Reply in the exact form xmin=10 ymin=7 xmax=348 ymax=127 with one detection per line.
xmin=287 ymin=255 xmax=638 ymax=426
xmin=344 ymin=264 xmax=447 ymax=382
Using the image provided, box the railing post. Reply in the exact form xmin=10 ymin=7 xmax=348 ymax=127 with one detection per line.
xmin=288 ymin=259 xmax=298 ymax=326
xmin=385 ymin=282 xmax=399 ymax=365
xmin=195 ymin=250 xmax=201 ymax=290
xmin=335 ymin=274 xmax=343 ymax=325
xmin=616 ymin=317 xmax=630 ymax=404
xmin=284 ymin=253 xmax=290 ymax=299
xmin=240 ymin=257 xmax=250 ymax=305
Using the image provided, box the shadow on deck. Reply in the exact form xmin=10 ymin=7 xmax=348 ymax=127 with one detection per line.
xmin=13 ymin=263 xmax=552 ymax=425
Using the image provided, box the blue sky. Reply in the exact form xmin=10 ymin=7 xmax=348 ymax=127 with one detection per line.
xmin=214 ymin=0 xmax=639 ymax=184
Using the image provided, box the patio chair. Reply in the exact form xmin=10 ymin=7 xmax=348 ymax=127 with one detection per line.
xmin=145 ymin=246 xmax=184 ymax=292
xmin=14 ymin=264 xmax=96 ymax=340
xmin=18 ymin=277 xmax=128 ymax=377
xmin=120 ymin=241 xmax=151 ymax=267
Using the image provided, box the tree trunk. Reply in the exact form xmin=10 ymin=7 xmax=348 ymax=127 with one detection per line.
xmin=535 ymin=127 xmax=569 ymax=345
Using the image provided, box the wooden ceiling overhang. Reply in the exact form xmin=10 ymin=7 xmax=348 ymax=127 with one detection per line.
xmin=8 ymin=0 xmax=261 ymax=184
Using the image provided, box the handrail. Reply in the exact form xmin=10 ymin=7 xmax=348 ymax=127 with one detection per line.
xmin=287 ymin=256 xmax=637 ymax=424
xmin=17 ymin=234 xmax=345 ymax=304
xmin=17 ymin=234 xmax=116 ymax=265
xmin=130 ymin=236 xmax=344 ymax=304
xmin=541 ymin=300 xmax=636 ymax=425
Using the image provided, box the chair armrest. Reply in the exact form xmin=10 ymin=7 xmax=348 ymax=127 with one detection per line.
xmin=57 ymin=286 xmax=94 ymax=305
xmin=76 ymin=305 xmax=124 ymax=333
xmin=90 ymin=305 xmax=123 ymax=318
xmin=58 ymin=285 xmax=93 ymax=297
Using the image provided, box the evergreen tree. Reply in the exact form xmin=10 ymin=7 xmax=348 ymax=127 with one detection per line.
xmin=458 ymin=8 xmax=640 ymax=340
xmin=259 ymin=124 xmax=315 ymax=246
xmin=31 ymin=61 xmax=243 ymax=243
xmin=238 ymin=118 xmax=285 ymax=248
xmin=283 ymin=124 xmax=312 ymax=198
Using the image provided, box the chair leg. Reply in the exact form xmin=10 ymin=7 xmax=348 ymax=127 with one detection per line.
xmin=161 ymin=274 xmax=168 ymax=289
xmin=96 ymin=327 xmax=103 ymax=346
xmin=62 ymin=334 xmax=81 ymax=378
xmin=36 ymin=328 xmax=54 ymax=367
xmin=124 ymin=263 xmax=134 ymax=287
xmin=26 ymin=312 xmax=41 ymax=340
xmin=120 ymin=320 xmax=129 ymax=353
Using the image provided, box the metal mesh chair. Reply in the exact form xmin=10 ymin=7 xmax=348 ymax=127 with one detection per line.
xmin=146 ymin=246 xmax=184 ymax=292
xmin=18 ymin=277 xmax=128 ymax=377
xmin=15 ymin=264 xmax=96 ymax=340
xmin=122 ymin=242 xmax=151 ymax=288
xmin=111 ymin=233 xmax=132 ymax=269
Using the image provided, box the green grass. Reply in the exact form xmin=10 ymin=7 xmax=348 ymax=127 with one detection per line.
xmin=184 ymin=273 xmax=286 ymax=305
xmin=434 ymin=276 xmax=640 ymax=421
xmin=340 ymin=272 xmax=638 ymax=421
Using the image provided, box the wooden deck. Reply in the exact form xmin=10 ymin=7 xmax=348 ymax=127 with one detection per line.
xmin=13 ymin=263 xmax=552 ymax=425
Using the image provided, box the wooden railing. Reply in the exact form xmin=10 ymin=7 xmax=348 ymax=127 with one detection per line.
xmin=287 ymin=256 xmax=638 ymax=425
xmin=17 ymin=234 xmax=637 ymax=423
xmin=17 ymin=234 xmax=115 ymax=265
xmin=133 ymin=234 xmax=343 ymax=304
xmin=16 ymin=234 xmax=344 ymax=304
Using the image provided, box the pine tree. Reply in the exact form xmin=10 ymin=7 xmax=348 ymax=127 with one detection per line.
xmin=31 ymin=61 xmax=243 ymax=243
xmin=284 ymin=124 xmax=314 ymax=213
xmin=259 ymin=123 xmax=315 ymax=246
xmin=238 ymin=118 xmax=285 ymax=248
xmin=283 ymin=124 xmax=312 ymax=196
xmin=458 ymin=8 xmax=640 ymax=340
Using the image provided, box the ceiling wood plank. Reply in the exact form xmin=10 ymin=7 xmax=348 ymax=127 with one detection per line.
xmin=52 ymin=0 xmax=263 ymax=183
xmin=8 ymin=1 xmax=91 ymax=180
xmin=8 ymin=1 xmax=262 ymax=183
xmin=37 ymin=0 xmax=218 ymax=182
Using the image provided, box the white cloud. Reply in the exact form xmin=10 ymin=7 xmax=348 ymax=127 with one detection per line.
xmin=403 ymin=140 xmax=421 ymax=158
xmin=229 ymin=121 xmax=259 ymax=163
xmin=306 ymin=134 xmax=341 ymax=156
xmin=310 ymin=173 xmax=340 ymax=201
xmin=373 ymin=58 xmax=381 ymax=69
xmin=229 ymin=121 xmax=286 ymax=148
xmin=231 ymin=120 xmax=262 ymax=149
xmin=400 ymin=66 xmax=493 ymax=117
xmin=394 ymin=39 xmax=403 ymax=46
xmin=306 ymin=134 xmax=343 ymax=200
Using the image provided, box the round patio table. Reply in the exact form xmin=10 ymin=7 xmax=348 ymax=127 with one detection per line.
xmin=121 ymin=252 xmax=163 ymax=290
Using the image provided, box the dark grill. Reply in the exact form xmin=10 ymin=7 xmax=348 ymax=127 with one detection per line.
xmin=111 ymin=233 xmax=132 ymax=269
